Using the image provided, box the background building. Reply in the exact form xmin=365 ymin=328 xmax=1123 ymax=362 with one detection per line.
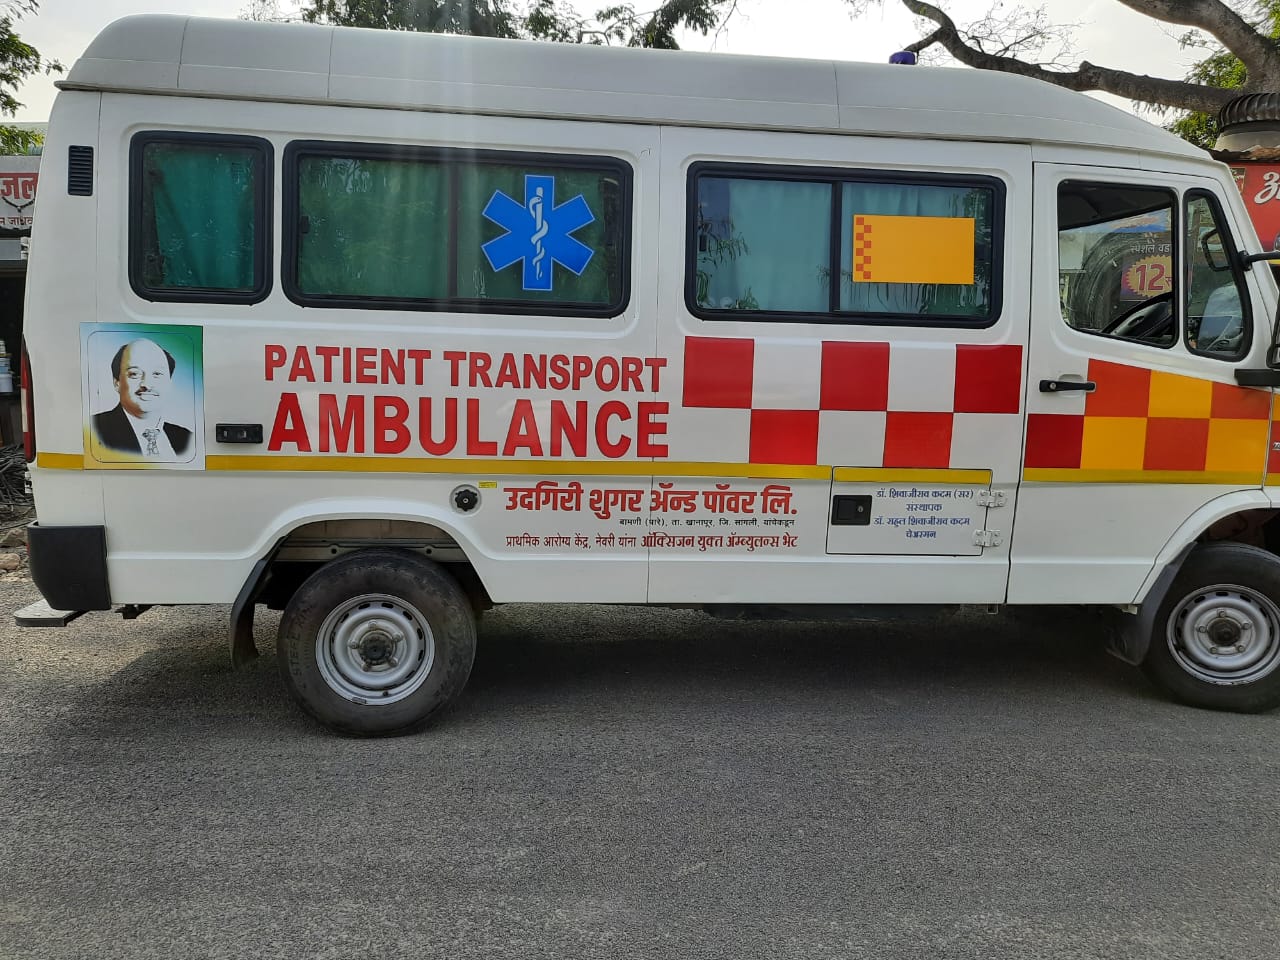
xmin=0 ymin=122 xmax=44 ymax=445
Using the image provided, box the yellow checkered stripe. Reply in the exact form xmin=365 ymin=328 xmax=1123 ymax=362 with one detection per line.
xmin=1023 ymin=361 xmax=1272 ymax=485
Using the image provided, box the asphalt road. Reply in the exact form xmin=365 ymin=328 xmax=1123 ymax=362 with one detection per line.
xmin=2 ymin=575 xmax=1279 ymax=960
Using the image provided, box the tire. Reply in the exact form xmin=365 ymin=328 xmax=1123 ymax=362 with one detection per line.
xmin=1142 ymin=542 xmax=1280 ymax=713
xmin=277 ymin=549 xmax=477 ymax=736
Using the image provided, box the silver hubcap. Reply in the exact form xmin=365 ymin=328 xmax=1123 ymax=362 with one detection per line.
xmin=316 ymin=593 xmax=435 ymax=705
xmin=1168 ymin=584 xmax=1280 ymax=685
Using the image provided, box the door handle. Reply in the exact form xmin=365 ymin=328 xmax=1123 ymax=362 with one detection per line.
xmin=1039 ymin=378 xmax=1096 ymax=393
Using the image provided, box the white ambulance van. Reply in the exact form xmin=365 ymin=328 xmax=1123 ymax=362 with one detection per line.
xmin=21 ymin=15 xmax=1280 ymax=734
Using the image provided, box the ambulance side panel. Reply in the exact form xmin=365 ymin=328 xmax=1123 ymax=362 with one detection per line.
xmin=86 ymin=94 xmax=663 ymax=604
xmin=36 ymin=89 xmax=1278 ymax=612
xmin=1011 ymin=154 xmax=1279 ymax=605
xmin=648 ymin=128 xmax=1032 ymax=604
xmin=26 ymin=92 xmax=105 ymax=528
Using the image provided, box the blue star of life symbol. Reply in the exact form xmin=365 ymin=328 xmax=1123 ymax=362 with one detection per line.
xmin=481 ymin=175 xmax=595 ymax=292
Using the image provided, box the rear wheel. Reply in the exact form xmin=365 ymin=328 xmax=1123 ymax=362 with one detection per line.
xmin=1143 ymin=542 xmax=1280 ymax=713
xmin=277 ymin=549 xmax=476 ymax=735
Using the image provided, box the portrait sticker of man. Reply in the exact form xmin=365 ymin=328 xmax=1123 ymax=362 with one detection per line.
xmin=83 ymin=325 xmax=203 ymax=468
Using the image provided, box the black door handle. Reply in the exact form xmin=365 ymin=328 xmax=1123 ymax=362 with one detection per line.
xmin=1039 ymin=379 xmax=1096 ymax=393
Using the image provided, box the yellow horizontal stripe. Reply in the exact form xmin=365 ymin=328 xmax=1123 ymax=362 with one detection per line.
xmin=833 ymin=467 xmax=992 ymax=485
xmin=36 ymin=453 xmax=84 ymax=470
xmin=1024 ymin=468 xmax=1261 ymax=485
xmin=41 ymin=451 xmax=1270 ymax=489
xmin=205 ymin=455 xmax=833 ymax=480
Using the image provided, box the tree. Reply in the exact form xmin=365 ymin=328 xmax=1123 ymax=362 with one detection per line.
xmin=240 ymin=0 xmax=291 ymax=21
xmin=299 ymin=0 xmax=730 ymax=49
xmin=859 ymin=1 xmax=1280 ymax=121
xmin=0 ymin=0 xmax=59 ymax=154
xmin=301 ymin=0 xmax=521 ymax=38
xmin=1169 ymin=1 xmax=1280 ymax=147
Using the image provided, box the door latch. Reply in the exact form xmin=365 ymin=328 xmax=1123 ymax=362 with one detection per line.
xmin=1039 ymin=379 xmax=1096 ymax=393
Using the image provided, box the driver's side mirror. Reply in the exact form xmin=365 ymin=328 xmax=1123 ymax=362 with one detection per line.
xmin=1201 ymin=229 xmax=1231 ymax=271
xmin=1239 ymin=249 xmax=1280 ymax=269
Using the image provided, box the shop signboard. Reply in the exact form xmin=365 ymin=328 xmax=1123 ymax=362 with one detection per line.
xmin=1231 ymin=163 xmax=1280 ymax=254
xmin=0 ymin=155 xmax=38 ymax=231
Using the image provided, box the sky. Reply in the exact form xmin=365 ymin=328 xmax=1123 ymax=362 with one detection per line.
xmin=12 ymin=0 xmax=1201 ymax=122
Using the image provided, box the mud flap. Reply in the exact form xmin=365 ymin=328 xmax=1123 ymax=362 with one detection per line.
xmin=1107 ymin=542 xmax=1196 ymax=665
xmin=229 ymin=556 xmax=272 ymax=669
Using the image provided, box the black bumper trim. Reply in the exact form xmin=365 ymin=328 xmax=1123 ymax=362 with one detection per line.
xmin=27 ymin=523 xmax=111 ymax=611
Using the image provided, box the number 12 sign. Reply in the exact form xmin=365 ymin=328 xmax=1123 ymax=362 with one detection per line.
xmin=1121 ymin=254 xmax=1172 ymax=299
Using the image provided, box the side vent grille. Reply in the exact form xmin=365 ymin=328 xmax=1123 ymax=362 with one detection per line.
xmin=67 ymin=146 xmax=93 ymax=196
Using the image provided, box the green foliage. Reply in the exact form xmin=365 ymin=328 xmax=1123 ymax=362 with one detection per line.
xmin=0 ymin=1 xmax=59 ymax=154
xmin=301 ymin=0 xmax=521 ymax=37
xmin=299 ymin=0 xmax=727 ymax=48
xmin=1168 ymin=0 xmax=1280 ymax=148
xmin=0 ymin=125 xmax=39 ymax=155
xmin=694 ymin=218 xmax=758 ymax=309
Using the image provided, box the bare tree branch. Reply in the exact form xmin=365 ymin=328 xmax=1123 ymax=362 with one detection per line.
xmin=901 ymin=0 xmax=1248 ymax=114
xmin=1113 ymin=0 xmax=1280 ymax=81
xmin=961 ymin=3 xmax=1076 ymax=67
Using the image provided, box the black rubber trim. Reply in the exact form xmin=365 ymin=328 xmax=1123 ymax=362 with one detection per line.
xmin=1235 ymin=367 xmax=1280 ymax=387
xmin=229 ymin=553 xmax=274 ymax=669
xmin=27 ymin=523 xmax=111 ymax=611
xmin=1109 ymin=541 xmax=1196 ymax=666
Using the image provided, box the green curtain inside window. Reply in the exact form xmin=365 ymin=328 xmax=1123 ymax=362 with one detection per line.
xmin=294 ymin=157 xmax=619 ymax=305
xmin=457 ymin=164 xmax=618 ymax=304
xmin=297 ymin=156 xmax=449 ymax=299
xmin=696 ymin=178 xmax=831 ymax=312
xmin=141 ymin=143 xmax=258 ymax=291
xmin=839 ymin=182 xmax=993 ymax=317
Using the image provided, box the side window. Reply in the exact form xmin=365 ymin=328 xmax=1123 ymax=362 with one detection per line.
xmin=287 ymin=143 xmax=630 ymax=316
xmin=130 ymin=133 xmax=271 ymax=303
xmin=1185 ymin=192 xmax=1250 ymax=360
xmin=1057 ymin=181 xmax=1176 ymax=348
xmin=689 ymin=165 xmax=1002 ymax=325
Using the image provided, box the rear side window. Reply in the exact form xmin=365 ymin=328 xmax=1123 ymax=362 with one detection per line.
xmin=130 ymin=133 xmax=271 ymax=303
xmin=286 ymin=143 xmax=630 ymax=316
xmin=688 ymin=164 xmax=1002 ymax=325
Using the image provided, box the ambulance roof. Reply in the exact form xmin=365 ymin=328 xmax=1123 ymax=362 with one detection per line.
xmin=62 ymin=14 xmax=1205 ymax=161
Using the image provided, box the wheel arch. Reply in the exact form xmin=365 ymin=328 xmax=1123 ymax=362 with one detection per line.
xmin=228 ymin=498 xmax=494 ymax=668
xmin=1112 ymin=490 xmax=1279 ymax=664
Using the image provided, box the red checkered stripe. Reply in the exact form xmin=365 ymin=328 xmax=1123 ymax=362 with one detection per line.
xmin=681 ymin=336 xmax=1023 ymax=467
xmin=853 ymin=217 xmax=873 ymax=282
xmin=1024 ymin=358 xmax=1272 ymax=482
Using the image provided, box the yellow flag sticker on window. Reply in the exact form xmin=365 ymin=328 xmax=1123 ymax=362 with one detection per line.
xmin=852 ymin=215 xmax=976 ymax=285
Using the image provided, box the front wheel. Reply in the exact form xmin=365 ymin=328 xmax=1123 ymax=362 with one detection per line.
xmin=277 ymin=550 xmax=477 ymax=735
xmin=1143 ymin=542 xmax=1280 ymax=713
